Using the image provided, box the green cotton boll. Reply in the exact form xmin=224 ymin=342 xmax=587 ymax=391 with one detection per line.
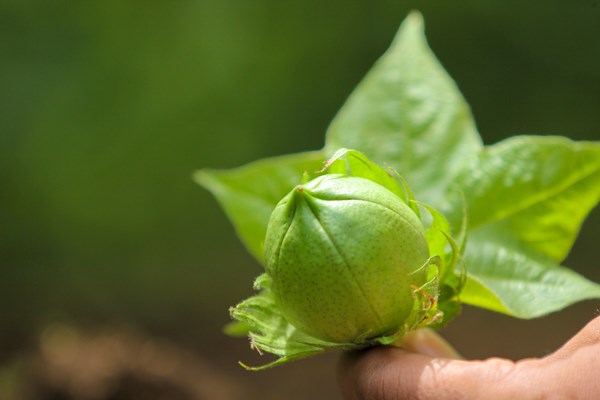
xmin=264 ymin=174 xmax=430 ymax=343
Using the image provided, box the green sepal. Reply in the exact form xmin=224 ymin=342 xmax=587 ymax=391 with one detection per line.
xmin=229 ymin=274 xmax=350 ymax=370
xmin=223 ymin=321 xmax=251 ymax=337
xmin=413 ymin=202 xmax=465 ymax=327
xmin=322 ymin=148 xmax=409 ymax=203
xmin=321 ymin=148 xmax=422 ymax=217
xmin=230 ymin=251 xmax=447 ymax=369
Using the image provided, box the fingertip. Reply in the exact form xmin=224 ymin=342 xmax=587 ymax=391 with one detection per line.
xmin=548 ymin=315 xmax=600 ymax=360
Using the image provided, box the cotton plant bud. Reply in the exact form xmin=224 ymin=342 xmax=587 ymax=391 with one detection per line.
xmin=263 ymin=173 xmax=430 ymax=343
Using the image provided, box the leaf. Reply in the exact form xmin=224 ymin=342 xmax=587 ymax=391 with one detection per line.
xmin=458 ymin=136 xmax=600 ymax=262
xmin=455 ymin=136 xmax=600 ymax=317
xmin=195 ymin=151 xmax=325 ymax=262
xmin=325 ymin=11 xmax=482 ymax=207
xmin=461 ymin=237 xmax=600 ymax=318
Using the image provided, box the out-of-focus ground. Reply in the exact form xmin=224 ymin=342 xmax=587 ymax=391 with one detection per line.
xmin=1 ymin=1 xmax=599 ymax=399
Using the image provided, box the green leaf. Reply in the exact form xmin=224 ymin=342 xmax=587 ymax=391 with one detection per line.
xmin=195 ymin=151 xmax=324 ymax=262
xmin=456 ymin=136 xmax=600 ymax=317
xmin=461 ymin=237 xmax=600 ymax=318
xmin=458 ymin=136 xmax=600 ymax=262
xmin=325 ymin=11 xmax=482 ymax=206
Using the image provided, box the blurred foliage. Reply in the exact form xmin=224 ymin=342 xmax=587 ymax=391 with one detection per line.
xmin=1 ymin=0 xmax=599 ymax=365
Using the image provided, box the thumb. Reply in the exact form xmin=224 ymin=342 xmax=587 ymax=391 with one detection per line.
xmin=397 ymin=328 xmax=463 ymax=359
xmin=338 ymin=331 xmax=527 ymax=400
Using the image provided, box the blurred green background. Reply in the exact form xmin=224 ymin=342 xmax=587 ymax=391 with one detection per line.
xmin=1 ymin=1 xmax=599 ymax=399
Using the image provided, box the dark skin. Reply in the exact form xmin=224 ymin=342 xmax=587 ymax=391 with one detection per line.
xmin=339 ymin=316 xmax=600 ymax=399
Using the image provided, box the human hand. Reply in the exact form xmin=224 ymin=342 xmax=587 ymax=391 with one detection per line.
xmin=339 ymin=316 xmax=600 ymax=399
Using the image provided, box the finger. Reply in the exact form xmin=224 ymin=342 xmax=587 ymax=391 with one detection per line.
xmin=531 ymin=341 xmax=600 ymax=398
xmin=398 ymin=328 xmax=464 ymax=359
xmin=338 ymin=346 xmax=525 ymax=400
xmin=547 ymin=315 xmax=600 ymax=361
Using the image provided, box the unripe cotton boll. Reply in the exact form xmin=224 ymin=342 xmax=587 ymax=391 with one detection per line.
xmin=264 ymin=174 xmax=430 ymax=343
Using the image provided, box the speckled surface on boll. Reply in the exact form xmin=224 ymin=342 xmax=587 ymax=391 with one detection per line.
xmin=264 ymin=174 xmax=430 ymax=343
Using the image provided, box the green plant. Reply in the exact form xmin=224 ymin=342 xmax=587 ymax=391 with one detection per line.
xmin=196 ymin=12 xmax=600 ymax=370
